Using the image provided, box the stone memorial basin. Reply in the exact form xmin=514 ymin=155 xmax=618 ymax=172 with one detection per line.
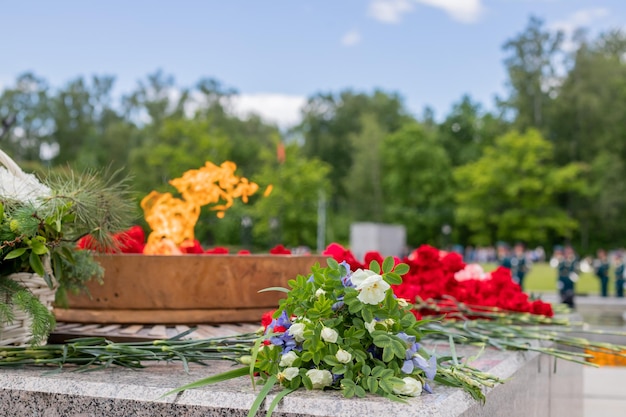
xmin=54 ymin=254 xmax=328 ymax=324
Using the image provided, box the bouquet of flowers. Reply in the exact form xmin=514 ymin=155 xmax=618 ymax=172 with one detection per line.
xmin=165 ymin=257 xmax=502 ymax=415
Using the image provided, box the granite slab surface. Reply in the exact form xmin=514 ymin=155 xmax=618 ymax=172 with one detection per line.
xmin=0 ymin=344 xmax=583 ymax=417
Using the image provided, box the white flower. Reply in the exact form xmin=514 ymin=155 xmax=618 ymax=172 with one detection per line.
xmin=0 ymin=167 xmax=50 ymax=204
xmin=397 ymin=298 xmax=409 ymax=307
xmin=393 ymin=377 xmax=423 ymax=396
xmin=315 ymin=288 xmax=326 ymax=297
xmin=321 ymin=327 xmax=339 ymax=343
xmin=350 ymin=268 xmax=377 ymax=287
xmin=283 ymin=367 xmax=300 ymax=381
xmin=365 ymin=319 xmax=377 ymax=334
xmin=384 ymin=318 xmax=395 ymax=327
xmin=306 ymin=369 xmax=333 ymax=389
xmin=335 ymin=349 xmax=352 ymax=364
xmin=356 ymin=274 xmax=390 ymax=305
xmin=279 ymin=351 xmax=298 ymax=367
xmin=288 ymin=322 xmax=306 ymax=342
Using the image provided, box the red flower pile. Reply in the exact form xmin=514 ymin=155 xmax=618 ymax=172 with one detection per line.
xmin=323 ymin=243 xmax=553 ymax=318
xmin=78 ymin=226 xmax=293 ymax=256
xmin=77 ymin=225 xmax=146 ymax=254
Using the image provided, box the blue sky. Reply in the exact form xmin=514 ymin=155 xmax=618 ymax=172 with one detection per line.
xmin=1 ymin=1 xmax=625 ymax=127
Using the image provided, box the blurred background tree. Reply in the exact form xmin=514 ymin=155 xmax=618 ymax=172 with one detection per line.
xmin=3 ymin=16 xmax=626 ymax=253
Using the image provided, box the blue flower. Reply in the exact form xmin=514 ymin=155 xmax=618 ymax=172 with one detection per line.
xmin=398 ymin=332 xmax=437 ymax=380
xmin=339 ymin=261 xmax=354 ymax=287
xmin=265 ymin=311 xmax=298 ymax=353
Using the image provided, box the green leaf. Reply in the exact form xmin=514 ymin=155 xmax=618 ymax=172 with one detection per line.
xmin=379 ymin=378 xmax=394 ymax=394
xmin=361 ymin=364 xmax=371 ymax=376
xmin=258 ymin=287 xmax=290 ymax=293
xmin=369 ymin=260 xmax=380 ymax=274
xmin=31 ymin=240 xmax=49 ymax=256
xmin=160 ymin=366 xmax=249 ymax=398
xmin=4 ymin=248 xmax=27 ymax=260
xmin=382 ymin=346 xmax=394 ymax=362
xmin=355 ymin=385 xmax=367 ymax=397
xmin=29 ymin=252 xmax=46 ymax=276
xmin=367 ymin=376 xmax=378 ymax=394
xmin=248 ymin=336 xmax=265 ymax=389
xmin=302 ymin=374 xmax=313 ymax=390
xmin=371 ymin=366 xmax=384 ymax=378
xmin=393 ymin=263 xmax=409 ymax=276
xmin=361 ymin=307 xmax=373 ymax=323
xmin=323 ymin=355 xmax=340 ymax=367
xmin=267 ymin=387 xmax=297 ymax=417
xmin=327 ymin=258 xmax=339 ymax=269
xmin=383 ymin=272 xmax=402 ymax=285
xmin=247 ymin=376 xmax=278 ymax=417
xmin=382 ymin=257 xmax=395 ymax=274
xmin=341 ymin=379 xmax=356 ymax=398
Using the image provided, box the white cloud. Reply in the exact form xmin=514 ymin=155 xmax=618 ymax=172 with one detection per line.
xmin=227 ymin=93 xmax=307 ymax=129
xmin=341 ymin=29 xmax=362 ymax=47
xmin=550 ymin=8 xmax=609 ymax=51
xmin=368 ymin=0 xmax=414 ymax=24
xmin=416 ymin=0 xmax=484 ymax=23
xmin=369 ymin=0 xmax=484 ymax=24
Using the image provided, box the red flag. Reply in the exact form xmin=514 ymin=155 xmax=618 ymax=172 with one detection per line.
xmin=277 ymin=141 xmax=285 ymax=164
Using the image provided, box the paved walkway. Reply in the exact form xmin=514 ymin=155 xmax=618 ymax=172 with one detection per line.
xmin=584 ymin=366 xmax=626 ymax=417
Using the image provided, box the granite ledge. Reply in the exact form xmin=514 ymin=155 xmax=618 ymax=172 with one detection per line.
xmin=0 ymin=344 xmax=579 ymax=417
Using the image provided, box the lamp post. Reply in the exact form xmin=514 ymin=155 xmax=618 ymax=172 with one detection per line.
xmin=442 ymin=224 xmax=452 ymax=250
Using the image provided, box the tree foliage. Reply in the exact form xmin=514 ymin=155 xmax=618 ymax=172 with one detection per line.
xmin=454 ymin=129 xmax=585 ymax=245
xmin=382 ymin=124 xmax=455 ymax=246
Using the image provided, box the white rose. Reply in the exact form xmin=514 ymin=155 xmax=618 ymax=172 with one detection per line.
xmin=393 ymin=377 xmax=423 ymax=396
xmin=288 ymin=322 xmax=306 ymax=342
xmin=364 ymin=319 xmax=377 ymax=334
xmin=283 ymin=367 xmax=300 ymax=381
xmin=279 ymin=351 xmax=298 ymax=367
xmin=320 ymin=326 xmax=339 ymax=343
xmin=397 ymin=298 xmax=409 ymax=307
xmin=335 ymin=349 xmax=352 ymax=364
xmin=306 ymin=369 xmax=333 ymax=389
xmin=315 ymin=288 xmax=326 ymax=297
xmin=356 ymin=274 xmax=390 ymax=305
xmin=350 ymin=268 xmax=377 ymax=287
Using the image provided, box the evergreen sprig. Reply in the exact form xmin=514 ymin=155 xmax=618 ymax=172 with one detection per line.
xmin=0 ymin=167 xmax=135 ymax=345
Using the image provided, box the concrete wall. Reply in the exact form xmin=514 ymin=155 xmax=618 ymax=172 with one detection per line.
xmin=350 ymin=222 xmax=406 ymax=261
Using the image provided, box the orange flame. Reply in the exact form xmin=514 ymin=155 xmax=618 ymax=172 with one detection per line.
xmin=141 ymin=161 xmax=262 ymax=254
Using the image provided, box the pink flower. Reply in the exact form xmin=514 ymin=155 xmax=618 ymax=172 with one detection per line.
xmin=454 ymin=264 xmax=489 ymax=282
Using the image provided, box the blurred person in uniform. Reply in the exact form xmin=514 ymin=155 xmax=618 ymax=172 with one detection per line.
xmin=510 ymin=242 xmax=530 ymax=291
xmin=593 ymin=249 xmax=610 ymax=297
xmin=614 ymin=253 xmax=625 ymax=298
xmin=557 ymin=246 xmax=579 ymax=308
xmin=550 ymin=246 xmax=564 ymax=268
xmin=497 ymin=243 xmax=512 ymax=269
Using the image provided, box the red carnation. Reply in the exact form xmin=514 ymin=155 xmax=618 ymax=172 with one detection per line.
xmin=269 ymin=244 xmax=291 ymax=255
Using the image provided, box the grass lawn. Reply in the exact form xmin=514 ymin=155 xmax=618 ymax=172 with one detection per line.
xmin=481 ymin=262 xmax=605 ymax=295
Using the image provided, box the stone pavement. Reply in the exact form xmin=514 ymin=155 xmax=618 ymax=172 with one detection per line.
xmin=584 ymin=364 xmax=626 ymax=417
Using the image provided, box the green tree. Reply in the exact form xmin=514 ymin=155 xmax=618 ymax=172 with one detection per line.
xmin=0 ymin=73 xmax=52 ymax=163
xmin=298 ymin=89 xmax=412 ymax=201
xmin=454 ymin=129 xmax=586 ymax=245
xmin=382 ymin=124 xmax=455 ymax=247
xmin=252 ymin=144 xmax=331 ymax=249
xmin=438 ymin=95 xmax=506 ymax=167
xmin=548 ymin=30 xmax=626 ymax=249
xmin=501 ymin=16 xmax=563 ymax=131
xmin=129 ymin=116 xmax=232 ymax=193
xmin=343 ymin=114 xmax=386 ymax=222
